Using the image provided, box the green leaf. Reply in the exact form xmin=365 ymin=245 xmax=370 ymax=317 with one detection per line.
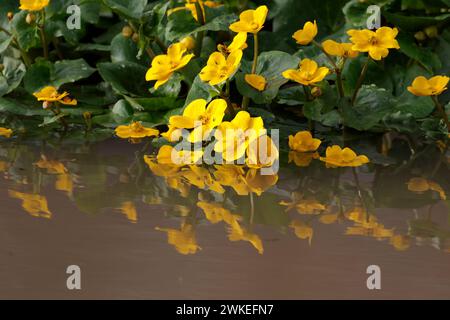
xmin=394 ymin=91 xmax=435 ymax=118
xmin=236 ymin=51 xmax=300 ymax=104
xmin=39 ymin=113 xmax=66 ymax=127
xmin=0 ymin=97 xmax=47 ymax=116
xmin=110 ymin=34 xmax=149 ymax=65
xmin=344 ymin=85 xmax=393 ymax=131
xmin=97 ymin=61 xmax=149 ymax=96
xmin=111 ymin=99 xmax=134 ymax=123
xmin=184 ymin=75 xmax=220 ymax=106
xmin=103 ymin=0 xmax=148 ymax=20
xmin=0 ymin=36 xmax=12 ymax=54
xmin=11 ymin=11 xmax=40 ymax=51
xmin=165 ymin=10 xmax=199 ymax=42
xmin=0 ymin=57 xmax=26 ymax=97
xmin=398 ymin=33 xmax=441 ymax=72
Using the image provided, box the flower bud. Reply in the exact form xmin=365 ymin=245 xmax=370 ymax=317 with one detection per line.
xmin=83 ymin=112 xmax=92 ymax=121
xmin=311 ymin=87 xmax=322 ymax=98
xmin=25 ymin=13 xmax=36 ymax=25
xmin=180 ymin=36 xmax=195 ymax=51
xmin=414 ymin=31 xmax=427 ymax=41
xmin=424 ymin=25 xmax=438 ymax=38
xmin=7 ymin=12 xmax=14 ymax=21
xmin=122 ymin=26 xmax=133 ymax=38
xmin=42 ymin=101 xmax=52 ymax=109
xmin=131 ymin=33 xmax=139 ymax=43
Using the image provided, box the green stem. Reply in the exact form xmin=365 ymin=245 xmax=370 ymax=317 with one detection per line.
xmin=242 ymin=33 xmax=260 ymax=110
xmin=0 ymin=26 xmax=12 ymax=36
xmin=431 ymin=95 xmax=450 ymax=131
xmin=38 ymin=9 xmax=49 ymax=59
xmin=351 ymin=57 xmax=370 ymax=105
xmin=194 ymin=2 xmax=205 ymax=58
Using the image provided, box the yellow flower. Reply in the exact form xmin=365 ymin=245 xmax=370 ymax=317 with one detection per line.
xmin=218 ymin=32 xmax=248 ymax=55
xmin=168 ymin=0 xmax=221 ymax=23
xmin=288 ymin=151 xmax=319 ymax=167
xmin=280 ymin=193 xmax=326 ymax=215
xmin=197 ymin=201 xmax=241 ymax=226
xmin=290 ymin=220 xmax=313 ymax=245
xmin=245 ymin=168 xmax=278 ymax=196
xmin=161 ymin=125 xmax=183 ymax=142
xmin=213 ymin=165 xmax=251 ymax=196
xmin=0 ymin=127 xmax=13 ymax=138
xmin=292 ymin=20 xmax=317 ymax=45
xmin=145 ymin=43 xmax=194 ymax=89
xmin=407 ymin=75 xmax=449 ymax=96
xmin=228 ymin=223 xmax=264 ymax=254
xmin=322 ymin=40 xmax=358 ymax=58
xmin=156 ymin=222 xmax=201 ymax=255
xmin=229 ymin=5 xmax=268 ymax=34
xmin=289 ymin=131 xmax=321 ymax=152
xmin=319 ymin=213 xmax=339 ymax=225
xmin=320 ymin=145 xmax=369 ymax=168
xmin=19 ymin=0 xmax=49 ymax=11
xmin=35 ymin=155 xmax=67 ymax=175
xmin=282 ymin=58 xmax=329 ymax=86
xmin=144 ymin=155 xmax=180 ymax=177
xmin=245 ymin=74 xmax=266 ymax=91
xmin=180 ymin=36 xmax=195 ymax=51
xmin=169 ymin=98 xmax=227 ymax=142
xmin=156 ymin=145 xmax=203 ymax=166
xmin=407 ymin=178 xmax=446 ymax=200
xmin=8 ymin=190 xmax=52 ymax=219
xmin=214 ymin=111 xmax=264 ymax=162
xmin=115 ymin=122 xmax=159 ymax=140
xmin=120 ymin=202 xmax=138 ymax=223
xmin=200 ymin=50 xmax=243 ymax=86
xmin=246 ymin=134 xmax=279 ymax=169
xmin=181 ymin=165 xmax=225 ymax=193
xmin=347 ymin=27 xmax=400 ymax=60
xmin=33 ymin=86 xmax=77 ymax=105
xmin=390 ymin=235 xmax=410 ymax=251
xmin=55 ymin=174 xmax=73 ymax=196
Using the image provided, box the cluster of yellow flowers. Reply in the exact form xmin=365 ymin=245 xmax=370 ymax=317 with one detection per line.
xmin=288 ymin=131 xmax=369 ymax=168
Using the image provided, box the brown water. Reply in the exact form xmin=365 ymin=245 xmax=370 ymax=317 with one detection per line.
xmin=0 ymin=138 xmax=449 ymax=299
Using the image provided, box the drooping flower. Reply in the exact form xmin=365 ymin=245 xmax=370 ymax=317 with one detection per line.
xmin=168 ymin=98 xmax=227 ymax=142
xmin=218 ymin=32 xmax=248 ymax=55
xmin=115 ymin=122 xmax=159 ymax=140
xmin=214 ymin=111 xmax=264 ymax=162
xmin=282 ymin=58 xmax=329 ymax=86
xmin=0 ymin=127 xmax=13 ymax=138
xmin=347 ymin=27 xmax=400 ymax=60
xmin=320 ymin=145 xmax=369 ymax=168
xmin=200 ymin=50 xmax=243 ymax=86
xmin=229 ymin=5 xmax=268 ymax=34
xmin=33 ymin=86 xmax=77 ymax=106
xmin=290 ymin=220 xmax=313 ymax=245
xmin=245 ymin=74 xmax=266 ymax=91
xmin=120 ymin=202 xmax=138 ymax=223
xmin=145 ymin=43 xmax=194 ymax=89
xmin=322 ymin=40 xmax=358 ymax=58
xmin=156 ymin=222 xmax=201 ymax=255
xmin=19 ymin=0 xmax=49 ymax=11
xmin=8 ymin=190 xmax=52 ymax=219
xmin=407 ymin=75 xmax=449 ymax=97
xmin=289 ymin=131 xmax=321 ymax=153
xmin=292 ymin=20 xmax=317 ymax=45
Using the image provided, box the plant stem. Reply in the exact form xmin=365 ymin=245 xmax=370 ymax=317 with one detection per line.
xmin=313 ymin=40 xmax=345 ymax=98
xmin=351 ymin=57 xmax=370 ymax=105
xmin=194 ymin=2 xmax=205 ymax=58
xmin=431 ymin=95 xmax=450 ymax=131
xmin=38 ymin=9 xmax=49 ymax=59
xmin=242 ymin=33 xmax=260 ymax=110
xmin=0 ymin=27 xmax=12 ymax=36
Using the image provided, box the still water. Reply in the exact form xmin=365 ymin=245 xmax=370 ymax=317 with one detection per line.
xmin=0 ymin=136 xmax=449 ymax=299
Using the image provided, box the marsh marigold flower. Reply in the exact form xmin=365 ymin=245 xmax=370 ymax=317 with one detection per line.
xmin=0 ymin=127 xmax=13 ymax=138
xmin=290 ymin=220 xmax=313 ymax=245
xmin=289 ymin=131 xmax=321 ymax=152
xmin=145 ymin=43 xmax=194 ymax=89
xmin=33 ymin=86 xmax=77 ymax=106
xmin=282 ymin=58 xmax=329 ymax=86
xmin=320 ymin=145 xmax=369 ymax=168
xmin=156 ymin=222 xmax=201 ymax=255
xmin=229 ymin=5 xmax=268 ymax=34
xmin=200 ymin=50 xmax=243 ymax=86
xmin=168 ymin=0 xmax=221 ymax=23
xmin=407 ymin=75 xmax=449 ymax=96
xmin=347 ymin=27 xmax=400 ymax=60
xmin=168 ymin=98 xmax=227 ymax=142
xmin=292 ymin=20 xmax=317 ymax=45
xmin=322 ymin=40 xmax=358 ymax=58
xmin=218 ymin=32 xmax=248 ymax=55
xmin=228 ymin=223 xmax=264 ymax=254
xmin=115 ymin=122 xmax=159 ymax=139
xmin=19 ymin=0 xmax=49 ymax=11
xmin=8 ymin=190 xmax=52 ymax=219
xmin=245 ymin=74 xmax=266 ymax=91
